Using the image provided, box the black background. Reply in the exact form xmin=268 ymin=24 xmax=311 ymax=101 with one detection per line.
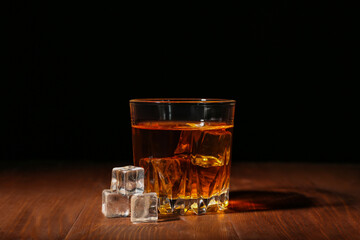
xmin=6 ymin=1 xmax=357 ymax=166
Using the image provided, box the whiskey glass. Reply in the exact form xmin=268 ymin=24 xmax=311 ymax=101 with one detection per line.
xmin=130 ymin=98 xmax=235 ymax=215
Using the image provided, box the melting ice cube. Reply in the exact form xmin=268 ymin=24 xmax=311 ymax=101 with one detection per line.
xmin=130 ymin=192 xmax=158 ymax=223
xmin=111 ymin=166 xmax=144 ymax=195
xmin=102 ymin=189 xmax=130 ymax=217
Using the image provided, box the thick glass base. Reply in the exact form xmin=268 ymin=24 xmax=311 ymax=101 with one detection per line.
xmin=158 ymin=190 xmax=229 ymax=215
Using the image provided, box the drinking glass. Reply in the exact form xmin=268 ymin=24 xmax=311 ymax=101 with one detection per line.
xmin=130 ymin=98 xmax=235 ymax=215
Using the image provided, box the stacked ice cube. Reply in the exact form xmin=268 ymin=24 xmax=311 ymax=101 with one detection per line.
xmin=102 ymin=165 xmax=158 ymax=223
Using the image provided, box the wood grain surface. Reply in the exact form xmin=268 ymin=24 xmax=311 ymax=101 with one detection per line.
xmin=0 ymin=162 xmax=359 ymax=240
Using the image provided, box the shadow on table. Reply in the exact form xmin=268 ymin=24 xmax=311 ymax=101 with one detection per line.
xmin=227 ymin=190 xmax=315 ymax=212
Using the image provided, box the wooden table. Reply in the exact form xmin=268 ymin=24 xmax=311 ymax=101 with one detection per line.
xmin=0 ymin=162 xmax=359 ymax=240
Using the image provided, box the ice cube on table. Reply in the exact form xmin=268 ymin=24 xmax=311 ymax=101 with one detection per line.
xmin=131 ymin=192 xmax=158 ymax=223
xmin=102 ymin=189 xmax=130 ymax=217
xmin=111 ymin=166 xmax=144 ymax=195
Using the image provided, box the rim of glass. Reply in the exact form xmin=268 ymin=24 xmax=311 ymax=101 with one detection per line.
xmin=129 ymin=98 xmax=236 ymax=104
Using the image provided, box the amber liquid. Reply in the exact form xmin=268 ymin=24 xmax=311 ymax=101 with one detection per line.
xmin=132 ymin=121 xmax=233 ymax=202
